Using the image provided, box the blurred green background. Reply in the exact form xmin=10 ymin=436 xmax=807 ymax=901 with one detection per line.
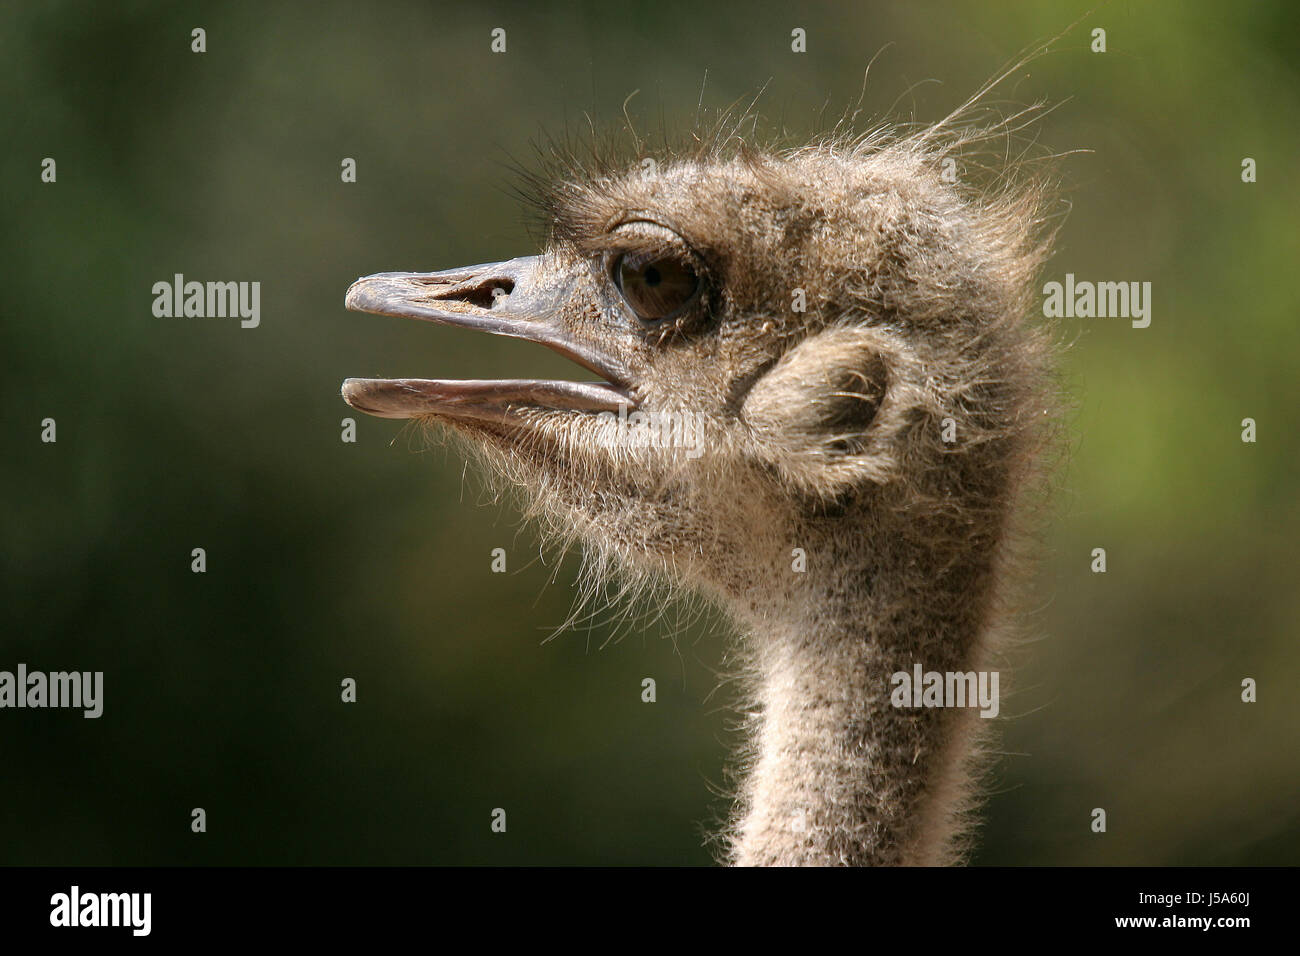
xmin=2 ymin=0 xmax=1296 ymax=865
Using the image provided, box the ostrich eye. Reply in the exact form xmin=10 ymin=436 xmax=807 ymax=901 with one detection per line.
xmin=614 ymin=250 xmax=701 ymax=322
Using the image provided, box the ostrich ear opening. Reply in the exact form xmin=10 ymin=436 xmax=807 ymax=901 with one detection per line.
xmin=741 ymin=327 xmax=895 ymax=499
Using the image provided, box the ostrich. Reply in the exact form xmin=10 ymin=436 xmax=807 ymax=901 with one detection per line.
xmin=341 ymin=107 xmax=1056 ymax=866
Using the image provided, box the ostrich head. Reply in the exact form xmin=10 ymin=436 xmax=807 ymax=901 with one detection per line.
xmin=343 ymin=132 xmax=1052 ymax=628
xmin=343 ymin=121 xmax=1058 ymax=866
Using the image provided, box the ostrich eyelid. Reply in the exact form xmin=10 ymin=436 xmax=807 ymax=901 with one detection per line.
xmin=606 ymin=216 xmax=708 ymax=262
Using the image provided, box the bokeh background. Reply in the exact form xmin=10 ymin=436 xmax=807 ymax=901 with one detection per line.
xmin=2 ymin=0 xmax=1296 ymax=865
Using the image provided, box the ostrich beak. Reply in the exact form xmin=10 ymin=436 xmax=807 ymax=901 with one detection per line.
xmin=341 ymin=256 xmax=635 ymax=420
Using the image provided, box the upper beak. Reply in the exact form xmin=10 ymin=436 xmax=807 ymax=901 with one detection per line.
xmin=341 ymin=256 xmax=636 ymax=420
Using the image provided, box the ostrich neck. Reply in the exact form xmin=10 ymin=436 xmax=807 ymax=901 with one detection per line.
xmin=731 ymin=557 xmax=997 ymax=867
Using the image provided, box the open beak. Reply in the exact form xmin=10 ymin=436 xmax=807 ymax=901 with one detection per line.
xmin=341 ymin=256 xmax=636 ymax=421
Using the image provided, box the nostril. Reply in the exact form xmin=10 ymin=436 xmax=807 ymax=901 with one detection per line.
xmin=436 ymin=278 xmax=514 ymax=310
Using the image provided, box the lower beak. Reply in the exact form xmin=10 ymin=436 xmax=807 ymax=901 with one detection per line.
xmin=341 ymin=256 xmax=635 ymax=420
